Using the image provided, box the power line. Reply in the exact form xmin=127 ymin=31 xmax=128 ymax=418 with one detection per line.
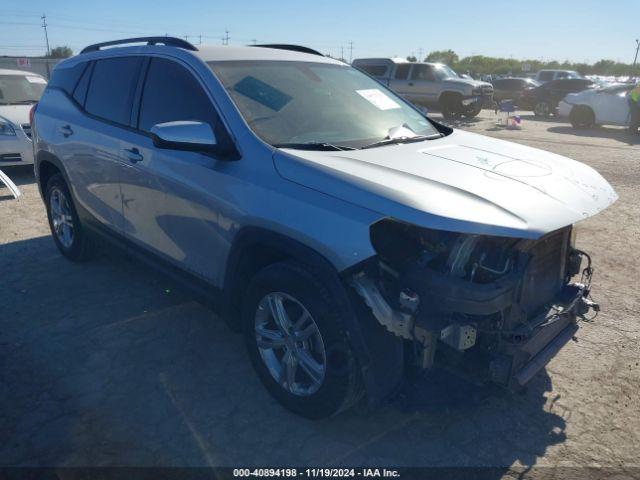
xmin=0 ymin=21 xmax=41 ymax=26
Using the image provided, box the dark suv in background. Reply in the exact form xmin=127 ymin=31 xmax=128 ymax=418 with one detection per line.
xmin=519 ymin=78 xmax=595 ymax=117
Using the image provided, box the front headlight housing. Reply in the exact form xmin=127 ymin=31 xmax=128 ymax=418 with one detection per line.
xmin=0 ymin=118 xmax=17 ymax=136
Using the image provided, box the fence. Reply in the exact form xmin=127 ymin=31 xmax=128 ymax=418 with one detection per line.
xmin=0 ymin=57 xmax=63 ymax=79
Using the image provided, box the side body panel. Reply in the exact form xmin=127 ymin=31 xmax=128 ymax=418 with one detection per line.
xmin=34 ymin=88 xmax=125 ymax=233
xmin=593 ymin=91 xmax=630 ymax=125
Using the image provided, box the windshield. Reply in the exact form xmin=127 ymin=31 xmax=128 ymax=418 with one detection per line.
xmin=434 ymin=64 xmax=459 ymax=80
xmin=0 ymin=74 xmax=46 ymax=105
xmin=557 ymin=71 xmax=581 ymax=79
xmin=208 ymin=61 xmax=439 ymax=148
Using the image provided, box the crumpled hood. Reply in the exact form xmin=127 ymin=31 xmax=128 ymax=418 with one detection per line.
xmin=0 ymin=105 xmax=31 ymax=126
xmin=273 ymin=129 xmax=617 ymax=239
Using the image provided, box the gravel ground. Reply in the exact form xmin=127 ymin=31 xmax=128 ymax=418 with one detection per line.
xmin=1 ymin=111 xmax=638 ymax=473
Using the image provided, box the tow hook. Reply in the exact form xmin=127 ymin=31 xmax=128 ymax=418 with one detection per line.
xmin=577 ymin=296 xmax=600 ymax=317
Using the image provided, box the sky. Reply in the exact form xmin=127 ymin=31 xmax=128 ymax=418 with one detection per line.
xmin=1 ymin=0 xmax=638 ymax=64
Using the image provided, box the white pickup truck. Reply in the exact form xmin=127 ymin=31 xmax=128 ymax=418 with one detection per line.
xmin=353 ymin=57 xmax=493 ymax=119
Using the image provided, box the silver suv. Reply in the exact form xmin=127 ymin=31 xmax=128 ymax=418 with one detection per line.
xmin=33 ymin=37 xmax=616 ymax=418
xmin=352 ymin=58 xmax=493 ymax=119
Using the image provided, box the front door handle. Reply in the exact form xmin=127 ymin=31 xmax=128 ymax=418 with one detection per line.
xmin=58 ymin=125 xmax=73 ymax=137
xmin=123 ymin=147 xmax=143 ymax=163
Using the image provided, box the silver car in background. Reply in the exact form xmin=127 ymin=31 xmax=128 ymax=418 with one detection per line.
xmin=33 ymin=38 xmax=615 ymax=418
xmin=0 ymin=69 xmax=46 ymax=166
xmin=352 ymin=57 xmax=493 ymax=119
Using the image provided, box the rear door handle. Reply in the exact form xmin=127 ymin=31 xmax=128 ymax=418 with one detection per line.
xmin=58 ymin=125 xmax=73 ymax=137
xmin=123 ymin=147 xmax=143 ymax=163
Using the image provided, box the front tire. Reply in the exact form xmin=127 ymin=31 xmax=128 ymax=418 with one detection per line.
xmin=462 ymin=102 xmax=482 ymax=119
xmin=45 ymin=173 xmax=92 ymax=261
xmin=242 ymin=262 xmax=362 ymax=418
xmin=439 ymin=94 xmax=463 ymax=120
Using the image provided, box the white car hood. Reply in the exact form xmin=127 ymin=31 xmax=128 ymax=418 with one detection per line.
xmin=563 ymin=90 xmax=595 ymax=104
xmin=0 ymin=105 xmax=31 ymax=126
xmin=273 ymin=129 xmax=617 ymax=239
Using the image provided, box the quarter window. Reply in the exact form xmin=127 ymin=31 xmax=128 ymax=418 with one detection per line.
xmin=85 ymin=57 xmax=143 ymax=125
xmin=72 ymin=62 xmax=92 ymax=106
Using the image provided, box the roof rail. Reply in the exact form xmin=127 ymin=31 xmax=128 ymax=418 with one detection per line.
xmin=251 ymin=44 xmax=323 ymax=57
xmin=80 ymin=36 xmax=197 ymax=54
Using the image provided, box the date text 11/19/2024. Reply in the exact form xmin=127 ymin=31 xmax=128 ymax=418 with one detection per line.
xmin=233 ymin=468 xmax=401 ymax=478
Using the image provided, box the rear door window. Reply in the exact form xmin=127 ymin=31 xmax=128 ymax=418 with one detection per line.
xmin=538 ymin=71 xmax=554 ymax=82
xmin=85 ymin=57 xmax=143 ymax=126
xmin=358 ymin=65 xmax=388 ymax=77
xmin=394 ymin=64 xmax=411 ymax=80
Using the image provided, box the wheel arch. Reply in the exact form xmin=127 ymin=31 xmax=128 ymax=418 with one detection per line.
xmin=438 ymin=90 xmax=463 ymax=105
xmin=571 ymin=103 xmax=595 ymax=116
xmin=222 ymin=227 xmax=354 ymax=328
xmin=36 ymin=151 xmax=67 ymax=198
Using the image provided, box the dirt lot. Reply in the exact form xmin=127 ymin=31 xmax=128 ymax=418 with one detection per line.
xmin=1 ymin=111 xmax=639 ymax=473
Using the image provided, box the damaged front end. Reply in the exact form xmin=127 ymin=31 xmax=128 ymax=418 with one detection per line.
xmin=351 ymin=219 xmax=599 ymax=389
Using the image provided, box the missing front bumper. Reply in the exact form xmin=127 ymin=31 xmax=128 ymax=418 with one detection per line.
xmin=514 ymin=322 xmax=578 ymax=386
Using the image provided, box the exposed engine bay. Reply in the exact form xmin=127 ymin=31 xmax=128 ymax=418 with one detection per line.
xmin=351 ymin=219 xmax=599 ymax=388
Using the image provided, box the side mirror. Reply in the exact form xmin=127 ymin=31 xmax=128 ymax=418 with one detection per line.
xmin=150 ymin=121 xmax=219 ymax=153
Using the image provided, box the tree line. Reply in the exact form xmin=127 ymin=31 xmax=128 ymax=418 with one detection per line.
xmin=407 ymin=49 xmax=638 ymax=77
xmin=43 ymin=45 xmax=639 ymax=77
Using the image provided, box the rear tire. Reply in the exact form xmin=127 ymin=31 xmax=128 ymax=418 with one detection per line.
xmin=570 ymin=105 xmax=595 ymax=129
xmin=45 ymin=173 xmax=92 ymax=261
xmin=242 ymin=261 xmax=362 ymax=419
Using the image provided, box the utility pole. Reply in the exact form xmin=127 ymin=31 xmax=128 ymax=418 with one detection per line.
xmin=418 ymin=47 xmax=423 ymax=62
xmin=41 ymin=14 xmax=50 ymax=56
xmin=41 ymin=14 xmax=51 ymax=77
xmin=199 ymin=35 xmax=202 ymax=45
xmin=633 ymin=39 xmax=640 ymax=74
xmin=340 ymin=45 xmax=344 ymax=61
xmin=348 ymin=40 xmax=353 ymax=63
xmin=222 ymin=29 xmax=229 ymax=46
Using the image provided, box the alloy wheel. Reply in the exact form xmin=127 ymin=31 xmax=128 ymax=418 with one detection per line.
xmin=50 ymin=187 xmax=74 ymax=248
xmin=254 ymin=292 xmax=326 ymax=396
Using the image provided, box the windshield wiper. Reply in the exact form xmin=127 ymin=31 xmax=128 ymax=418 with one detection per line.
xmin=360 ymin=133 xmax=443 ymax=150
xmin=274 ymin=142 xmax=357 ymax=151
